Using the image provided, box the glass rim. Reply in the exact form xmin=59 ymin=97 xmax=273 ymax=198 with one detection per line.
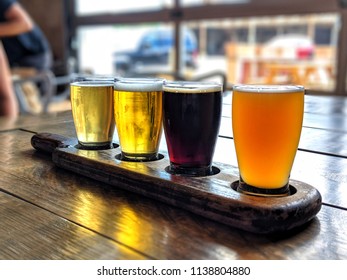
xmin=72 ymin=75 xmax=118 ymax=81
xmin=232 ymin=84 xmax=305 ymax=93
xmin=163 ymin=80 xmax=222 ymax=93
xmin=70 ymin=80 xmax=114 ymax=87
xmin=114 ymin=77 xmax=164 ymax=92
xmin=71 ymin=75 xmax=118 ymax=86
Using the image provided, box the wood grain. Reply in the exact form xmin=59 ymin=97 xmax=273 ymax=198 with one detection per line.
xmin=0 ymin=192 xmax=148 ymax=260
xmin=1 ymin=93 xmax=347 ymax=259
xmin=28 ymin=133 xmax=322 ymax=234
xmin=0 ymin=130 xmax=345 ymax=259
xmin=0 ymin=111 xmax=73 ymax=132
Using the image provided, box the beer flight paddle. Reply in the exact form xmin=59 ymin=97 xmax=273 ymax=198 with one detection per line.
xmin=31 ymin=132 xmax=322 ymax=234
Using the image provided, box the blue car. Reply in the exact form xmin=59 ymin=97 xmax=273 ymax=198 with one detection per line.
xmin=113 ymin=28 xmax=198 ymax=75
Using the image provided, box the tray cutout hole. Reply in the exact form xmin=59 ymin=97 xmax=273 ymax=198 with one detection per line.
xmin=165 ymin=165 xmax=220 ymax=177
xmin=115 ymin=153 xmax=165 ymax=162
xmin=74 ymin=143 xmax=119 ymax=150
xmin=230 ymin=180 xmax=297 ymax=197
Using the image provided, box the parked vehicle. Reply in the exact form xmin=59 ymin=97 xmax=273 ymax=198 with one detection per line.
xmin=113 ymin=28 xmax=198 ymax=75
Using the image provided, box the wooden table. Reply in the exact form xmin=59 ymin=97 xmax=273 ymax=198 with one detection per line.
xmin=263 ymin=60 xmax=333 ymax=85
xmin=0 ymin=93 xmax=346 ymax=260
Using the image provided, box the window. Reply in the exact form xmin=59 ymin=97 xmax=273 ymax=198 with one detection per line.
xmin=70 ymin=0 xmax=344 ymax=94
xmin=75 ymin=0 xmax=173 ymax=15
xmin=315 ymin=25 xmax=333 ymax=45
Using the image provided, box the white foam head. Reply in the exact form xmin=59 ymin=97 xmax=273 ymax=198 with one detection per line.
xmin=163 ymin=81 xmax=222 ymax=93
xmin=114 ymin=78 xmax=164 ymax=92
xmin=70 ymin=81 xmax=114 ymax=87
xmin=71 ymin=75 xmax=115 ymax=87
xmin=233 ymin=84 xmax=304 ymax=93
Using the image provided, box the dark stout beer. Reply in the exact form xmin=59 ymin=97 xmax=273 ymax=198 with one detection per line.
xmin=163 ymin=81 xmax=222 ymax=176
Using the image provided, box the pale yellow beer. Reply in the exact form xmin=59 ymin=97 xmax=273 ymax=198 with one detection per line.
xmin=114 ymin=78 xmax=164 ymax=161
xmin=232 ymin=85 xmax=304 ymax=196
xmin=70 ymin=80 xmax=115 ymax=149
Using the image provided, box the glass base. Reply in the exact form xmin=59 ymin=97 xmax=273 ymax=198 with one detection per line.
xmin=77 ymin=141 xmax=113 ymax=150
xmin=118 ymin=152 xmax=161 ymax=162
xmin=237 ymin=178 xmax=290 ymax=197
xmin=165 ymin=163 xmax=218 ymax=177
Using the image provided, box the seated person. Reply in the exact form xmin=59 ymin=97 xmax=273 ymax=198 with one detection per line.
xmin=0 ymin=41 xmax=18 ymax=117
xmin=0 ymin=0 xmax=53 ymax=114
xmin=0 ymin=0 xmax=52 ymax=71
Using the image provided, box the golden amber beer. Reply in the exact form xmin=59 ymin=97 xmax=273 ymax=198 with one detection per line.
xmin=114 ymin=78 xmax=164 ymax=161
xmin=232 ymin=85 xmax=304 ymax=196
xmin=70 ymin=78 xmax=115 ymax=149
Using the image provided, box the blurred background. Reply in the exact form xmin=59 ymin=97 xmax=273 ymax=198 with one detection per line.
xmin=15 ymin=0 xmax=346 ymax=113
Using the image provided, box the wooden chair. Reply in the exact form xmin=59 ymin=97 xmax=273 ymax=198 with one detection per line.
xmin=11 ymin=67 xmax=55 ymax=114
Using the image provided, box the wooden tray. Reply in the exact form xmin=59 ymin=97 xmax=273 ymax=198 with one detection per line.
xmin=31 ymin=132 xmax=322 ymax=234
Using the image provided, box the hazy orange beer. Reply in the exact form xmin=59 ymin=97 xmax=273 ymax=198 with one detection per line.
xmin=232 ymin=85 xmax=304 ymax=196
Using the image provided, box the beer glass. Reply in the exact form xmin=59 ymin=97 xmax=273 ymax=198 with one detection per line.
xmin=70 ymin=77 xmax=115 ymax=149
xmin=163 ymin=81 xmax=222 ymax=176
xmin=232 ymin=84 xmax=305 ymax=196
xmin=114 ymin=78 xmax=164 ymax=161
